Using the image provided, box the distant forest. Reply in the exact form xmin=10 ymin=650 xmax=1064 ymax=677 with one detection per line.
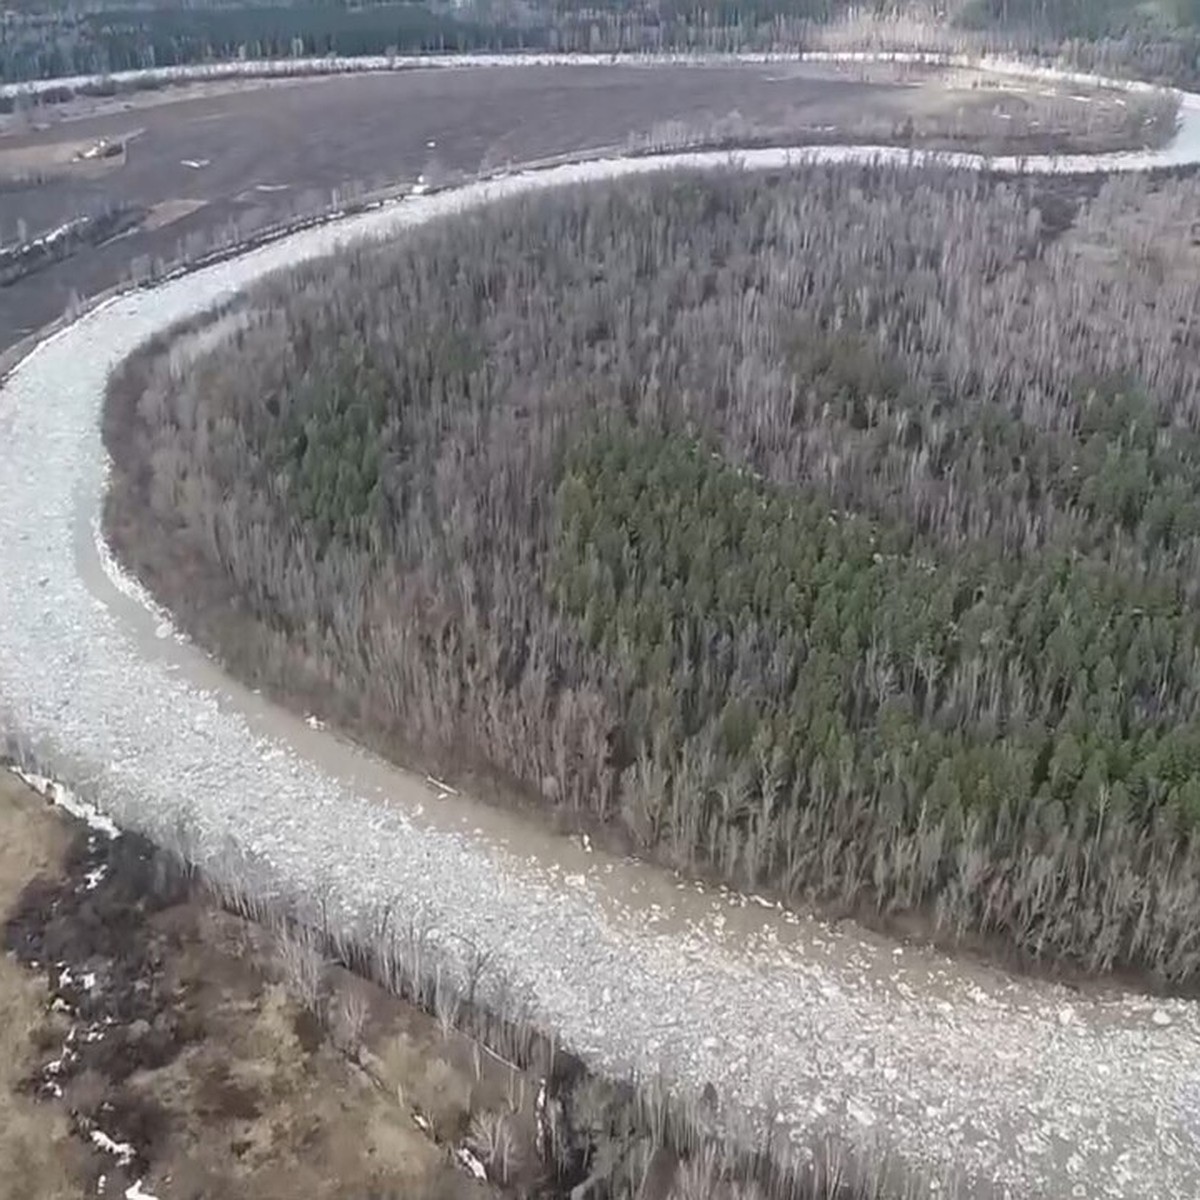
xmin=3 ymin=0 xmax=1200 ymax=86
xmin=106 ymin=163 xmax=1200 ymax=988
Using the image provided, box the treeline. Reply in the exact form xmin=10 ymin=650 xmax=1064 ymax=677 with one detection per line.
xmin=0 ymin=0 xmax=843 ymax=87
xmin=960 ymin=0 xmax=1200 ymax=42
xmin=105 ymin=164 xmax=1200 ymax=988
xmin=958 ymin=0 xmax=1200 ymax=83
xmin=0 ymin=3 xmax=530 ymax=85
xmin=5 ymin=0 xmax=1200 ymax=87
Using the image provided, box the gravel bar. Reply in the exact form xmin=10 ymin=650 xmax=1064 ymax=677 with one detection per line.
xmin=3 ymin=107 xmax=1200 ymax=1200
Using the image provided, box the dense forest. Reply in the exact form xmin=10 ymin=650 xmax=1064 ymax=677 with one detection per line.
xmin=3 ymin=0 xmax=1200 ymax=86
xmin=105 ymin=162 xmax=1200 ymax=987
xmin=1 ymin=2 xmax=529 ymax=84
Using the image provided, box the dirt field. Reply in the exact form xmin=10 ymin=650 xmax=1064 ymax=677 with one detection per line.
xmin=0 ymin=61 xmax=1173 ymax=353
xmin=0 ymin=773 xmax=540 ymax=1200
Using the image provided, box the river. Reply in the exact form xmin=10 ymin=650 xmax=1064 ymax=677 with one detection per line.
xmin=2 ymin=56 xmax=1200 ymax=1199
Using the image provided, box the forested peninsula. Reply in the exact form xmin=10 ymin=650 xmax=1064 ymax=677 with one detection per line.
xmin=103 ymin=162 xmax=1200 ymax=989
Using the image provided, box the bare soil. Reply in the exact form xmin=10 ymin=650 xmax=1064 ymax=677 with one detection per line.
xmin=0 ymin=62 xmax=1173 ymax=352
xmin=0 ymin=773 xmax=531 ymax=1200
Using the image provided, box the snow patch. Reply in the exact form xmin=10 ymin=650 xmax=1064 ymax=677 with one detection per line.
xmin=90 ymin=1130 xmax=136 ymax=1166
xmin=454 ymin=1146 xmax=488 ymax=1180
xmin=8 ymin=766 xmax=120 ymax=837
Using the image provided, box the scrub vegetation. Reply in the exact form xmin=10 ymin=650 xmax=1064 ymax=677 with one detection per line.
xmin=104 ymin=161 xmax=1200 ymax=989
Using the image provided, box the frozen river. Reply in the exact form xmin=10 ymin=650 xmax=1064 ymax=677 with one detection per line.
xmin=3 ymin=55 xmax=1200 ymax=1199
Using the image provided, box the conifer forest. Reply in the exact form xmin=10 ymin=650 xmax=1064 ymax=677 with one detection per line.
xmin=105 ymin=161 xmax=1200 ymax=988
xmin=5 ymin=0 xmax=1200 ymax=88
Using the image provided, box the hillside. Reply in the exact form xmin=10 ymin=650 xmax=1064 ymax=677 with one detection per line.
xmin=103 ymin=161 xmax=1200 ymax=989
